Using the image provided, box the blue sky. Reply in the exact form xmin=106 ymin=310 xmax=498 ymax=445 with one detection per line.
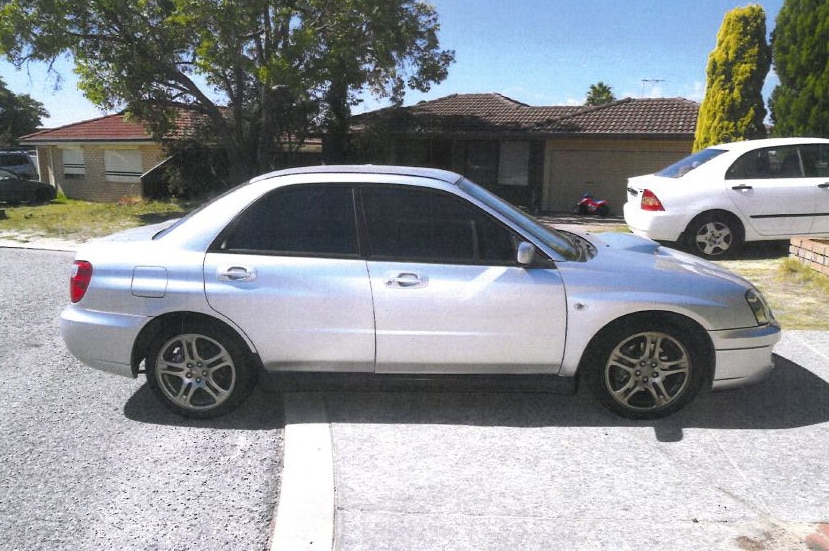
xmin=0 ymin=0 xmax=785 ymax=128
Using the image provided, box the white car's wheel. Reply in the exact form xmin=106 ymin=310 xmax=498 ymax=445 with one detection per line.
xmin=146 ymin=321 xmax=256 ymax=418
xmin=685 ymin=213 xmax=743 ymax=259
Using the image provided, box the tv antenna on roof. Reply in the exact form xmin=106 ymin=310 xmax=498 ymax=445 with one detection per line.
xmin=641 ymin=79 xmax=665 ymax=97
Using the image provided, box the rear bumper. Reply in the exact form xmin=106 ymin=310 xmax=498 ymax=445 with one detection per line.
xmin=710 ymin=323 xmax=781 ymax=390
xmin=623 ymin=201 xmax=687 ymax=243
xmin=60 ymin=305 xmax=148 ymax=378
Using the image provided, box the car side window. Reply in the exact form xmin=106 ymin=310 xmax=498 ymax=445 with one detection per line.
xmin=726 ymin=146 xmax=804 ymax=180
xmin=360 ymin=187 xmax=517 ymax=264
xmin=799 ymin=144 xmax=829 ymax=177
xmin=217 ymin=185 xmax=359 ymax=256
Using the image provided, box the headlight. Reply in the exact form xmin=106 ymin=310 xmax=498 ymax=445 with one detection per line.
xmin=746 ymin=289 xmax=774 ymax=325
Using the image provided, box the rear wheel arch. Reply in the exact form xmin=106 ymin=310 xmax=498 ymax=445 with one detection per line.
xmin=131 ymin=312 xmax=260 ymax=377
xmin=682 ymin=209 xmax=745 ymax=259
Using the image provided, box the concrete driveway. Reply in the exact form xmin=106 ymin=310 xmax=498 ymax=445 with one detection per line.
xmin=273 ymin=330 xmax=829 ymax=551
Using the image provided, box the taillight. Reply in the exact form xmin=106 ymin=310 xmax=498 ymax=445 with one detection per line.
xmin=70 ymin=261 xmax=93 ymax=303
xmin=640 ymin=189 xmax=665 ymax=211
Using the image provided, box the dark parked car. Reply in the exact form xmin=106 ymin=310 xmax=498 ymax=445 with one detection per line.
xmin=0 ymin=168 xmax=56 ymax=205
xmin=0 ymin=150 xmax=37 ymax=179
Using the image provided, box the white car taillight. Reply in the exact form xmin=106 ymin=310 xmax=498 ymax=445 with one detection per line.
xmin=70 ymin=260 xmax=93 ymax=303
xmin=641 ymin=189 xmax=665 ymax=211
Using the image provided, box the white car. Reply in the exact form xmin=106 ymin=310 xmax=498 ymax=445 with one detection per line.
xmin=624 ymin=137 xmax=829 ymax=259
xmin=61 ymin=165 xmax=780 ymax=420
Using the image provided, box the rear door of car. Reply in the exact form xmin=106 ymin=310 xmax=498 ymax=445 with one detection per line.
xmin=725 ymin=144 xmax=814 ymax=236
xmin=203 ymin=184 xmax=375 ymax=372
xmin=359 ymin=185 xmax=567 ymax=374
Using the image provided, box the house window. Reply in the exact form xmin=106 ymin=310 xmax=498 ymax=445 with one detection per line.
xmin=465 ymin=141 xmax=499 ymax=185
xmin=62 ymin=148 xmax=85 ymax=179
xmin=498 ymin=141 xmax=529 ymax=186
xmin=104 ymin=149 xmax=142 ymax=183
xmin=465 ymin=141 xmax=530 ymax=186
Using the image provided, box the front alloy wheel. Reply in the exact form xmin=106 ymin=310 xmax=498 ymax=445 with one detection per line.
xmin=587 ymin=321 xmax=708 ymax=419
xmin=147 ymin=322 xmax=255 ymax=418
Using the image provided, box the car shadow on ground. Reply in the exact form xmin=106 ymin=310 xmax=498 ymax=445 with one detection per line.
xmin=123 ymin=383 xmax=285 ymax=430
xmin=279 ymin=354 xmax=829 ymax=443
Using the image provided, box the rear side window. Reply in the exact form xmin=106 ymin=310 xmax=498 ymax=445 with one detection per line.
xmin=726 ymin=145 xmax=804 ymax=179
xmin=360 ymin=187 xmax=517 ymax=264
xmin=217 ymin=185 xmax=359 ymax=256
xmin=656 ymin=148 xmax=726 ymax=178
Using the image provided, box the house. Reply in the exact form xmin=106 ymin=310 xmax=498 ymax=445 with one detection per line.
xmin=351 ymin=93 xmax=699 ymax=213
xmin=19 ymin=112 xmax=201 ymax=202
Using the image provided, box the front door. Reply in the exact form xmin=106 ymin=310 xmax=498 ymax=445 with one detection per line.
xmin=360 ymin=185 xmax=567 ymax=374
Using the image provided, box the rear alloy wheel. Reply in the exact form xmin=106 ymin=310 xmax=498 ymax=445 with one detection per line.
xmin=146 ymin=322 xmax=256 ymax=418
xmin=586 ymin=321 xmax=708 ymax=419
xmin=685 ymin=214 xmax=742 ymax=259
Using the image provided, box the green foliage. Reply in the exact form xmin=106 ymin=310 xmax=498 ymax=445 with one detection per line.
xmin=0 ymin=0 xmax=454 ymax=180
xmin=769 ymin=0 xmax=829 ymax=137
xmin=693 ymin=4 xmax=771 ymax=151
xmin=0 ymin=76 xmax=47 ymax=145
xmin=585 ymin=82 xmax=615 ymax=106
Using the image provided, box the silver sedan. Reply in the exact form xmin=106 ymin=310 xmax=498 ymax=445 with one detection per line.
xmin=60 ymin=165 xmax=780 ymax=419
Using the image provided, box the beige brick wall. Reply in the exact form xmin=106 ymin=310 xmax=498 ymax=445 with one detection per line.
xmin=790 ymin=238 xmax=829 ymax=276
xmin=41 ymin=143 xmax=166 ymax=202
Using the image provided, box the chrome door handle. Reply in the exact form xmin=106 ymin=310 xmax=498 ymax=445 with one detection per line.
xmin=385 ymin=272 xmax=428 ymax=289
xmin=218 ymin=266 xmax=257 ymax=282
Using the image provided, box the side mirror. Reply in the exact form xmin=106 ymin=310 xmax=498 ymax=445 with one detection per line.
xmin=516 ymin=241 xmax=537 ymax=266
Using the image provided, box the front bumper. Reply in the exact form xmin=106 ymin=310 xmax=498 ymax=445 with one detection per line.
xmin=60 ymin=305 xmax=149 ymax=379
xmin=710 ymin=322 xmax=781 ymax=390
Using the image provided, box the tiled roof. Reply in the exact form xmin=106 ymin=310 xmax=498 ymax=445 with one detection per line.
xmin=20 ymin=110 xmax=204 ymax=143
xmin=354 ymin=93 xmax=699 ymax=137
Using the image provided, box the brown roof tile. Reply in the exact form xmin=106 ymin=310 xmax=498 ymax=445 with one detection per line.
xmin=20 ymin=110 xmax=205 ymax=143
xmin=354 ymin=93 xmax=699 ymax=137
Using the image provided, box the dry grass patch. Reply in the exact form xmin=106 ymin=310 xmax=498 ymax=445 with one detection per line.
xmin=717 ymin=256 xmax=829 ymax=331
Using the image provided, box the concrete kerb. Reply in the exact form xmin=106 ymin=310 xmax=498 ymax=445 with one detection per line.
xmin=270 ymin=392 xmax=335 ymax=551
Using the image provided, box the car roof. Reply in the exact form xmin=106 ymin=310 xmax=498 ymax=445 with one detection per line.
xmin=249 ymin=164 xmax=464 ymax=186
xmin=711 ymin=137 xmax=829 ymax=153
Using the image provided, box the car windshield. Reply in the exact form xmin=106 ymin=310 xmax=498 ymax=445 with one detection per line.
xmin=656 ymin=148 xmax=726 ymax=178
xmin=458 ymin=178 xmax=580 ymax=260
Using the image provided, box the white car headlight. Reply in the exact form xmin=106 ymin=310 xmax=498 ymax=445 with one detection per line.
xmin=746 ymin=289 xmax=774 ymax=325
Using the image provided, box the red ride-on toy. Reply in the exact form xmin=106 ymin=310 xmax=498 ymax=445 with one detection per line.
xmin=574 ymin=192 xmax=610 ymax=216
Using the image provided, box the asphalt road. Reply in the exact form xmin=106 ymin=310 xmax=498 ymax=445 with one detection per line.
xmin=0 ymin=248 xmax=284 ymax=550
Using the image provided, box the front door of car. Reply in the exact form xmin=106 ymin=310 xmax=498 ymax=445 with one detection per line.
xmin=360 ymin=186 xmax=567 ymax=374
xmin=725 ymin=144 xmax=814 ymax=236
xmin=799 ymin=143 xmax=829 ymax=234
xmin=203 ymin=184 xmax=375 ymax=372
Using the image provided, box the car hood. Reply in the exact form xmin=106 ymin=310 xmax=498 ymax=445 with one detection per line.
xmin=558 ymin=231 xmax=761 ymax=329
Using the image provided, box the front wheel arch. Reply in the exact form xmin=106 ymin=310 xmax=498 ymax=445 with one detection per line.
xmin=578 ymin=312 xmax=714 ymax=419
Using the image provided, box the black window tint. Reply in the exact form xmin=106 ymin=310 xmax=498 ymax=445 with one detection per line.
xmin=361 ymin=187 xmax=516 ymax=263
xmin=726 ymin=146 xmax=803 ymax=179
xmin=221 ymin=185 xmax=358 ymax=255
xmin=799 ymin=144 xmax=829 ymax=177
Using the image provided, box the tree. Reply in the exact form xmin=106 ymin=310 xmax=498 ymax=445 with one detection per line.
xmin=0 ymin=76 xmax=47 ymax=145
xmin=693 ymin=4 xmax=771 ymax=151
xmin=585 ymin=81 xmax=615 ymax=106
xmin=769 ymin=0 xmax=829 ymax=137
xmin=0 ymin=0 xmax=454 ymax=182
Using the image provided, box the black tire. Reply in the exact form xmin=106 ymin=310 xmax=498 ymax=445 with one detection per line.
xmin=584 ymin=319 xmax=709 ymax=419
xmin=596 ymin=204 xmax=609 ymax=217
xmin=146 ymin=320 xmax=257 ymax=418
xmin=684 ymin=213 xmax=743 ymax=260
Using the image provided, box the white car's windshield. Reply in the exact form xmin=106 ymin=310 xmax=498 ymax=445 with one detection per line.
xmin=656 ymin=148 xmax=726 ymax=178
xmin=458 ymin=178 xmax=580 ymax=260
